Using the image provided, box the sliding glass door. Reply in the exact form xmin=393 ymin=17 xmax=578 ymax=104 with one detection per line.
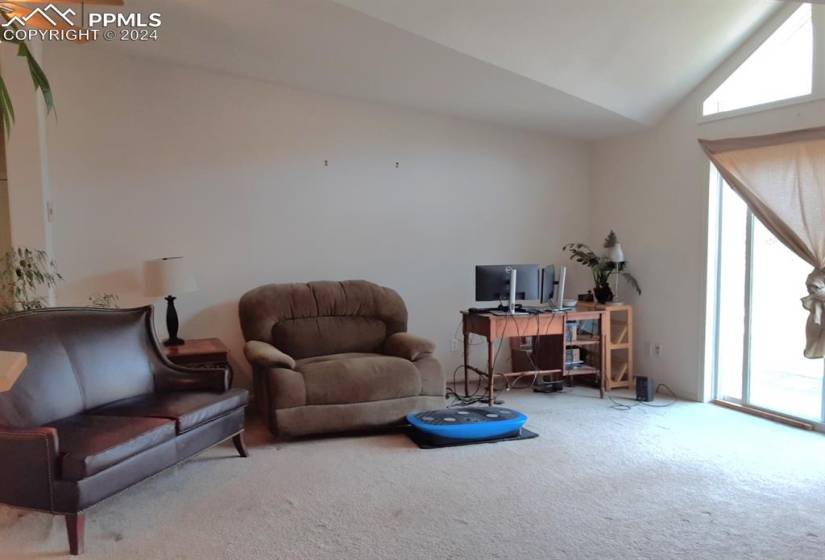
xmin=712 ymin=168 xmax=825 ymax=425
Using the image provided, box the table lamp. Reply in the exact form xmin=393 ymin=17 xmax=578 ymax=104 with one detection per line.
xmin=0 ymin=351 xmax=27 ymax=393
xmin=144 ymin=257 xmax=198 ymax=346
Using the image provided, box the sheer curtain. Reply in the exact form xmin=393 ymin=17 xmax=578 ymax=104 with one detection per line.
xmin=700 ymin=126 xmax=825 ymax=358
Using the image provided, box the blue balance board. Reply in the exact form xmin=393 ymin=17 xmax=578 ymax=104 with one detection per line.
xmin=406 ymin=406 xmax=527 ymax=441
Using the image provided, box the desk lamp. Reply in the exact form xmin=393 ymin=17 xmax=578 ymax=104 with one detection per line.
xmin=143 ymin=257 xmax=198 ymax=346
xmin=0 ymin=351 xmax=27 ymax=393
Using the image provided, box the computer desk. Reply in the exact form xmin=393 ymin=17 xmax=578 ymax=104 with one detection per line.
xmin=461 ymin=308 xmax=606 ymax=405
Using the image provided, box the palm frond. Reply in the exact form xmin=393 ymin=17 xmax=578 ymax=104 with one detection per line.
xmin=566 ymin=232 xmax=642 ymax=296
xmin=563 ymin=242 xmax=600 ymax=267
xmin=621 ymin=271 xmax=642 ymax=295
xmin=17 ymin=41 xmax=55 ymax=115
xmin=0 ymin=10 xmax=55 ymax=136
xmin=0 ymin=76 xmax=15 ymax=134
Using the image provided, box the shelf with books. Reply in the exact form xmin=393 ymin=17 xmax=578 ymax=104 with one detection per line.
xmin=568 ymin=337 xmax=601 ymax=346
xmin=561 ymin=309 xmax=606 ymax=396
xmin=564 ymin=364 xmax=600 ymax=377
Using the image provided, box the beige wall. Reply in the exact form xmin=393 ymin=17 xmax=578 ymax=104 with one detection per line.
xmin=43 ymin=44 xmax=593 ymax=388
xmin=0 ymin=65 xmax=9 ymax=258
xmin=591 ymin=6 xmax=825 ymax=401
xmin=1 ymin=43 xmax=53 ymax=258
xmin=0 ymin=181 xmax=9 ymax=255
xmin=0 ymin=128 xmax=8 ymax=256
xmin=0 ymin=42 xmax=54 ymax=308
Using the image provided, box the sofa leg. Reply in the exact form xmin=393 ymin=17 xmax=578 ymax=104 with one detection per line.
xmin=65 ymin=513 xmax=85 ymax=555
xmin=232 ymin=432 xmax=249 ymax=457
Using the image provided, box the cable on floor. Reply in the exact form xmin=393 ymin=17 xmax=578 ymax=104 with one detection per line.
xmin=604 ymin=383 xmax=678 ymax=410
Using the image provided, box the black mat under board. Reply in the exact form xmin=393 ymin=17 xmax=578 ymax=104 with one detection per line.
xmin=406 ymin=427 xmax=539 ymax=449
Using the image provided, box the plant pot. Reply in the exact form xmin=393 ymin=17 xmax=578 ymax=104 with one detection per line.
xmin=593 ymin=284 xmax=614 ymax=304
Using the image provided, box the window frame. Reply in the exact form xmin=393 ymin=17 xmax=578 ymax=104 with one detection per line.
xmin=697 ymin=3 xmax=823 ymax=124
xmin=708 ymin=168 xmax=825 ymax=431
xmin=698 ymin=92 xmax=824 ymax=125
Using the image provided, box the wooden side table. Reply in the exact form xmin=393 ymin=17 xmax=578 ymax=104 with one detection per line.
xmin=164 ymin=338 xmax=234 ymax=387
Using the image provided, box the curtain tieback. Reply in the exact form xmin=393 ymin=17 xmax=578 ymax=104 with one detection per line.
xmin=802 ymin=269 xmax=825 ymax=324
xmin=801 ymin=269 xmax=825 ymax=359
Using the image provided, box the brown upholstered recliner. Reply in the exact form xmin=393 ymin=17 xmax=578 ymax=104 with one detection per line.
xmin=0 ymin=307 xmax=249 ymax=555
xmin=239 ymin=280 xmax=445 ymax=437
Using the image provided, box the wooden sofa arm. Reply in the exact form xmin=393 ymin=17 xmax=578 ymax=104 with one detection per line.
xmin=0 ymin=426 xmax=59 ymax=511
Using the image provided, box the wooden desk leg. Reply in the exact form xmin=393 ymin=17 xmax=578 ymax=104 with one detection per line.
xmin=463 ymin=319 xmax=470 ymax=397
xmin=487 ymin=337 xmax=495 ymax=406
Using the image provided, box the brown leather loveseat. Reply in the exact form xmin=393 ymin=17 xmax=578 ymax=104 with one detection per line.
xmin=0 ymin=307 xmax=249 ymax=555
xmin=239 ymin=280 xmax=445 ymax=437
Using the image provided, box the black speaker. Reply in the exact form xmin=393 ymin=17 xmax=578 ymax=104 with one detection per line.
xmin=636 ymin=376 xmax=656 ymax=402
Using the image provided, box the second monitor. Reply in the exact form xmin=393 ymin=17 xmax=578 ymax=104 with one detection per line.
xmin=539 ymin=264 xmax=570 ymax=310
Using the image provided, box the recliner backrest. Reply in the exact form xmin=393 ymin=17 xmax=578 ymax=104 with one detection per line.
xmin=239 ymin=280 xmax=408 ymax=360
xmin=0 ymin=307 xmax=163 ymax=427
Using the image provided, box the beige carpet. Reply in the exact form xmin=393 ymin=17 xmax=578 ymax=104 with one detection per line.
xmin=1 ymin=388 xmax=824 ymax=559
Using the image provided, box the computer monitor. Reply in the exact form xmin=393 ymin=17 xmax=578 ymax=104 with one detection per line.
xmin=540 ymin=265 xmax=555 ymax=304
xmin=475 ymin=265 xmax=540 ymax=303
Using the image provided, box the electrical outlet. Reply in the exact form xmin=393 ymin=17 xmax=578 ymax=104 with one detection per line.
xmin=450 ymin=338 xmax=459 ymax=352
xmin=653 ymin=343 xmax=663 ymax=357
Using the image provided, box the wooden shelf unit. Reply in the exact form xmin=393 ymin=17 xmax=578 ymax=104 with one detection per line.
xmin=578 ymin=303 xmax=634 ymax=391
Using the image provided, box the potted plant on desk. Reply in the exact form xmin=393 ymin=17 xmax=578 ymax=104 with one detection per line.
xmin=563 ymin=231 xmax=641 ymax=304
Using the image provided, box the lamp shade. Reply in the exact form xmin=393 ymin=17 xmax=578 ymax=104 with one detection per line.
xmin=607 ymin=243 xmax=625 ymax=263
xmin=0 ymin=351 xmax=26 ymax=393
xmin=143 ymin=257 xmax=198 ymax=297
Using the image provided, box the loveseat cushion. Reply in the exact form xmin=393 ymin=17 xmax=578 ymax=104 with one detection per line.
xmin=48 ymin=415 xmax=176 ymax=481
xmin=296 ymin=353 xmax=422 ymax=405
xmin=89 ymin=389 xmax=249 ymax=434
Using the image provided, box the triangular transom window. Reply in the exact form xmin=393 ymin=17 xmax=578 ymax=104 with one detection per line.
xmin=703 ymin=4 xmax=813 ymax=116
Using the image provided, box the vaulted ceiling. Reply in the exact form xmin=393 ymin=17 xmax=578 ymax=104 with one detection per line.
xmin=112 ymin=0 xmax=782 ymax=139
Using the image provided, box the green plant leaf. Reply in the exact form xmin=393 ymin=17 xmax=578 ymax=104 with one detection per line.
xmin=0 ymin=247 xmax=62 ymax=313
xmin=17 ymin=42 xmax=55 ymax=115
xmin=0 ymin=11 xmax=56 ymax=135
xmin=621 ymin=271 xmax=642 ymax=295
xmin=0 ymin=76 xmax=15 ymax=134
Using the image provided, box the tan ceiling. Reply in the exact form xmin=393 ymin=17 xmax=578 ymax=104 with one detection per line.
xmin=106 ymin=0 xmax=783 ymax=139
xmin=334 ymin=0 xmax=784 ymax=125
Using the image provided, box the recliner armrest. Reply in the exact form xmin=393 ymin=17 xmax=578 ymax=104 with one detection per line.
xmin=244 ymin=340 xmax=296 ymax=370
xmin=154 ymin=365 xmax=230 ymax=393
xmin=383 ymin=332 xmax=435 ymax=361
xmin=0 ymin=426 xmax=59 ymax=510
